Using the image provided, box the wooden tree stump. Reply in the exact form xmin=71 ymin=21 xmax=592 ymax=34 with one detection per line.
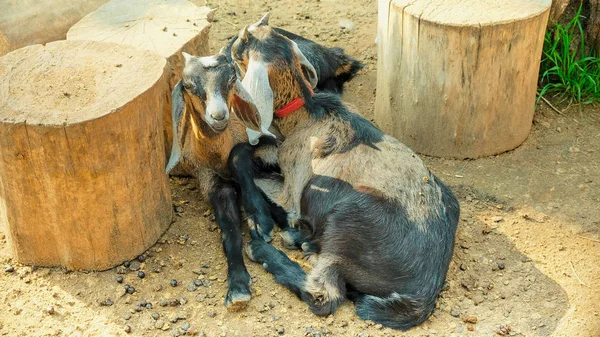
xmin=0 ymin=0 xmax=109 ymax=56
xmin=375 ymin=0 xmax=552 ymax=158
xmin=550 ymin=0 xmax=600 ymax=54
xmin=67 ymin=0 xmax=213 ymax=169
xmin=0 ymin=40 xmax=172 ymax=270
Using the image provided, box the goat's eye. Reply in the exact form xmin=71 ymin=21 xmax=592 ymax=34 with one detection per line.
xmin=183 ymin=81 xmax=192 ymax=91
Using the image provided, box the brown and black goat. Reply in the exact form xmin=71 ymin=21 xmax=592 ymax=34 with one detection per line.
xmin=228 ymin=14 xmax=460 ymax=330
xmin=165 ymin=49 xmax=289 ymax=311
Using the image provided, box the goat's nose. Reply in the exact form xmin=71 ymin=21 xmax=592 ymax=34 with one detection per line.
xmin=211 ymin=109 xmax=227 ymax=121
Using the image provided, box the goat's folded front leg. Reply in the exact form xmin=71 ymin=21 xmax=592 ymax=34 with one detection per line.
xmin=208 ymin=176 xmax=252 ymax=311
xmin=228 ymin=137 xmax=284 ymax=242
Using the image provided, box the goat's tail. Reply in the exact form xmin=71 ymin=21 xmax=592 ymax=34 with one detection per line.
xmin=353 ymin=292 xmax=435 ymax=331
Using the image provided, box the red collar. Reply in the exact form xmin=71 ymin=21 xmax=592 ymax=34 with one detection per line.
xmin=275 ymin=87 xmax=314 ymax=118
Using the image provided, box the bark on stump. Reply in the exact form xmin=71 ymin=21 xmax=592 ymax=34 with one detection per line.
xmin=549 ymin=0 xmax=600 ymax=54
xmin=375 ymin=0 xmax=552 ymax=158
xmin=0 ymin=0 xmax=109 ymax=56
xmin=0 ymin=40 xmax=172 ymax=270
xmin=67 ymin=0 xmax=213 ymax=172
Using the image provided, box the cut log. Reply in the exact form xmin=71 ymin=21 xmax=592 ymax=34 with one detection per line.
xmin=0 ymin=0 xmax=109 ymax=56
xmin=0 ymin=40 xmax=172 ymax=270
xmin=375 ymin=0 xmax=552 ymax=159
xmin=67 ymin=0 xmax=213 ymax=172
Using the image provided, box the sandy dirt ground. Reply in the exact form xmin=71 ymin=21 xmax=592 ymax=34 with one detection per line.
xmin=1 ymin=0 xmax=599 ymax=336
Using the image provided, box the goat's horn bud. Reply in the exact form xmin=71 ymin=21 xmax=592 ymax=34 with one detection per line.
xmin=258 ymin=12 xmax=270 ymax=26
xmin=240 ymin=26 xmax=249 ymax=41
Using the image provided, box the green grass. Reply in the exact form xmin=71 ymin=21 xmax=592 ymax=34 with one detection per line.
xmin=537 ymin=5 xmax=600 ymax=105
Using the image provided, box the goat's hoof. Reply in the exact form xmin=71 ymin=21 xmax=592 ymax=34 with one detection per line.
xmin=225 ymin=289 xmax=251 ymax=312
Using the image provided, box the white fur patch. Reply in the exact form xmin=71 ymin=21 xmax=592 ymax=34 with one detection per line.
xmin=198 ymin=55 xmax=220 ymax=68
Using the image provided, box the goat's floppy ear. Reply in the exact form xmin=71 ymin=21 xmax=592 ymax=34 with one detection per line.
xmin=241 ymin=59 xmax=275 ymax=145
xmin=231 ymin=79 xmax=261 ymax=133
xmin=166 ymin=81 xmax=185 ymax=174
xmin=291 ymin=41 xmax=318 ymax=89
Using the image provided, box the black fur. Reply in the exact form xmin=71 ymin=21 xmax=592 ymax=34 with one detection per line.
xmin=246 ymin=239 xmax=309 ymax=300
xmin=207 ymin=176 xmax=252 ymax=307
xmin=228 ymin=136 xmax=289 ymax=241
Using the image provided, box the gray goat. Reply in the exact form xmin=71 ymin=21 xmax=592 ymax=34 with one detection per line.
xmin=228 ymin=14 xmax=460 ymax=330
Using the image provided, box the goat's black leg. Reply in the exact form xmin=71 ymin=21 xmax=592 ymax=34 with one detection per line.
xmin=245 ymin=239 xmax=309 ymax=300
xmin=208 ymin=177 xmax=252 ymax=311
xmin=245 ymin=239 xmax=344 ymax=316
xmin=228 ymin=137 xmax=279 ymax=242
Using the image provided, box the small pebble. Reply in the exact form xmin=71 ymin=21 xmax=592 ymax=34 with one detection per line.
xmin=160 ymin=300 xmax=168 ymax=307
xmin=146 ymin=303 xmax=153 ymax=309
xmin=459 ymin=264 xmax=467 ymax=271
xmin=202 ymin=264 xmax=210 ymax=268
xmin=169 ymin=298 xmax=180 ymax=307
xmin=44 ymin=306 xmax=55 ymax=315
xmin=124 ymin=313 xmax=132 ymax=320
xmin=467 ymin=324 xmax=475 ymax=332
xmin=181 ymin=322 xmax=191 ymax=331
xmin=123 ymin=261 xmax=131 ymax=268
xmin=171 ymin=279 xmax=178 ymax=287
xmin=152 ymin=313 xmax=160 ymax=320
xmin=137 ymin=255 xmax=146 ymax=262
xmin=124 ymin=325 xmax=131 ymax=334
xmin=99 ymin=299 xmax=113 ymax=306
xmin=5 ymin=265 xmax=15 ymax=273
xmin=451 ymin=310 xmax=460 ymax=317
xmin=208 ymin=311 xmax=217 ymax=318
xmin=187 ymin=284 xmax=197 ymax=292
xmin=498 ymin=262 xmax=505 ymax=270
xmin=116 ymin=276 xmax=124 ymax=283
xmin=462 ymin=315 xmax=478 ymax=324
xmin=194 ymin=279 xmax=203 ymax=287
xmin=126 ymin=285 xmax=136 ymax=294
xmin=135 ymin=305 xmax=143 ymax=312
xmin=138 ymin=271 xmax=146 ymax=279
xmin=129 ymin=262 xmax=141 ymax=271
xmin=116 ymin=266 xmax=128 ymax=274
xmin=277 ymin=327 xmax=285 ymax=335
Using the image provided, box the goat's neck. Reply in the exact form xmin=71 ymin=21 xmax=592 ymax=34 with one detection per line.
xmin=270 ymin=70 xmax=312 ymax=136
xmin=183 ymin=104 xmax=233 ymax=175
xmin=274 ymin=107 xmax=310 ymax=136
